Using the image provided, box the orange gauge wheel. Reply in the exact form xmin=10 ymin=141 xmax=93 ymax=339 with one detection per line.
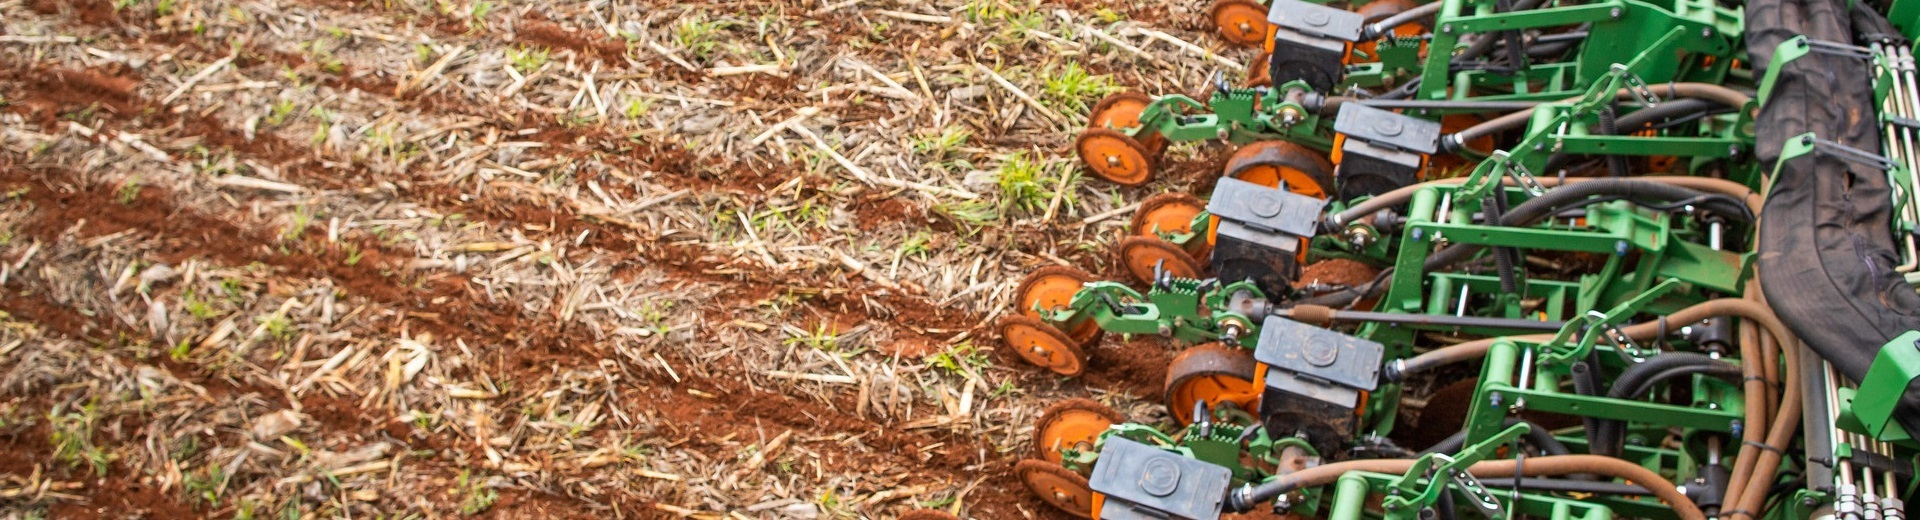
xmin=1000 ymin=315 xmax=1091 ymax=376
xmin=1015 ymin=459 xmax=1097 ymax=519
xmin=1077 ymin=128 xmax=1158 ymax=186
xmin=1223 ymin=141 xmax=1336 ymax=199
xmin=1033 ymin=398 xmax=1125 ymax=464
xmin=1117 ymin=236 xmax=1205 ymax=285
xmin=900 ymin=510 xmax=960 ymax=520
xmin=1208 ymin=0 xmax=1273 ymax=47
xmin=1013 ymin=266 xmax=1103 ymax=345
xmin=1246 ymin=51 xmax=1272 ymax=87
xmin=1164 ymin=343 xmax=1262 ymax=425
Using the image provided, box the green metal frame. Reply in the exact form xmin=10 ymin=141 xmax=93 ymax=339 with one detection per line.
xmin=1037 ymin=277 xmax=1268 ymax=347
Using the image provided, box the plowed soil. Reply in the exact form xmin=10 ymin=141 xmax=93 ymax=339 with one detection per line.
xmin=0 ymin=0 xmax=1269 ymax=518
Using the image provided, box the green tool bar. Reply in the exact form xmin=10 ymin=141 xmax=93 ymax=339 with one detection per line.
xmin=1279 ymin=307 xmax=1567 ymax=331
xmin=1552 ymin=135 xmax=1744 ymax=157
xmin=1442 ymin=2 xmax=1619 ymax=33
xmin=1408 ymin=223 xmax=1630 ymax=253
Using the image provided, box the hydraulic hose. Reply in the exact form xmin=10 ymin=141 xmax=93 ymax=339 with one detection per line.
xmin=1443 ymin=83 xmax=1754 ymax=150
xmin=1412 ymin=179 xmax=1751 ymax=278
xmin=1451 ymin=0 xmax=1550 ymax=63
xmin=1226 ymin=455 xmax=1705 ymax=519
xmin=1362 ymin=1 xmax=1445 ymax=39
xmin=1726 ymin=280 xmax=1803 ymax=519
xmin=1386 ymin=299 xmax=1791 ymax=380
xmin=1421 ymin=418 xmax=1571 ymax=456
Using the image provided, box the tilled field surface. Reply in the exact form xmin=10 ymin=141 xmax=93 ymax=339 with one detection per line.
xmin=0 ymin=0 xmax=1279 ymax=517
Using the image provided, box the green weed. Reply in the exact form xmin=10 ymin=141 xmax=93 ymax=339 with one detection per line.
xmin=183 ymin=464 xmax=227 ymax=505
xmin=934 ymin=200 xmax=1000 ymax=228
xmin=116 ymin=177 xmax=141 ymax=205
xmin=455 ymin=469 xmax=497 ymax=515
xmin=264 ymin=99 xmax=296 ymax=125
xmin=899 ymin=231 xmax=936 ymax=259
xmin=995 ymin=152 xmax=1050 ymax=213
xmin=281 ymin=205 xmax=315 ymax=242
xmin=1041 ymin=61 xmax=1120 ymax=113
xmin=926 ymin=342 xmax=991 ymax=375
xmin=49 ymin=403 xmax=112 ymax=476
xmin=910 ymin=127 xmax=970 ymax=158
xmin=508 ymin=46 xmax=549 ymax=76
xmin=673 ymin=16 xmax=734 ymax=61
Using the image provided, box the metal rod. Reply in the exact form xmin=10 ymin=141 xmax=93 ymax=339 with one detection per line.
xmin=1276 ymin=307 xmax=1568 ymax=331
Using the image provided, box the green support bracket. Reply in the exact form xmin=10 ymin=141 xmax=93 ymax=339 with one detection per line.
xmin=1837 ymin=330 xmax=1920 ymax=447
xmin=1893 ymin=0 xmax=1920 ymax=40
xmin=1380 ymin=423 xmax=1532 ymax=518
xmin=1541 ymin=279 xmax=1680 ymax=365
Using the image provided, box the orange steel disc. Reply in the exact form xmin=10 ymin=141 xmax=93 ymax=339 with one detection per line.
xmin=1000 ymin=315 xmax=1090 ymax=376
xmin=1209 ymin=0 xmax=1273 ymax=47
xmin=1131 ymin=193 xmax=1207 ymax=238
xmin=1077 ymin=128 xmax=1157 ymax=186
xmin=1013 ymin=266 xmax=1102 ymax=345
xmin=1089 ymin=91 xmax=1153 ymax=131
xmin=1117 ymin=236 xmax=1205 ymax=285
xmin=1132 ymin=192 xmax=1212 ymax=260
xmin=1164 ymin=343 xmax=1262 ymax=425
xmin=1246 ymin=51 xmax=1272 ymax=87
xmin=1016 ymin=459 xmax=1097 ymax=519
xmin=1033 ymin=398 xmax=1125 ymax=464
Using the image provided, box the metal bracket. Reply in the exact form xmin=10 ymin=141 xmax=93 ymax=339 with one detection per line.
xmin=1380 ymin=423 xmax=1531 ymax=517
xmin=1759 ymin=36 xmax=1880 ymax=105
xmin=1541 ymin=279 xmax=1681 ymax=364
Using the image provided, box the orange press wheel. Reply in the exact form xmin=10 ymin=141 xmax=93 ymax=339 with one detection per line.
xmin=900 ymin=510 xmax=960 ymax=520
xmin=1164 ymin=343 xmax=1261 ymax=425
xmin=1013 ymin=266 xmax=1103 ymax=345
xmin=1246 ymin=51 xmax=1273 ymax=87
xmin=1033 ymin=398 xmax=1125 ymax=464
xmin=1208 ymin=0 xmax=1272 ymax=47
xmin=1077 ymin=127 xmax=1159 ymax=186
xmin=999 ymin=315 xmax=1091 ymax=376
xmin=1116 ymin=236 xmax=1205 ymax=285
xmin=1130 ymin=192 xmax=1212 ymax=259
xmin=1015 ymin=459 xmax=1097 ymax=519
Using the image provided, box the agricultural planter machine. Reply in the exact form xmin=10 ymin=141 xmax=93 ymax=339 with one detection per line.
xmin=997 ymin=0 xmax=1920 ymax=517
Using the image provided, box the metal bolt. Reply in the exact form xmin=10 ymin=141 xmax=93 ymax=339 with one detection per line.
xmin=1615 ymin=240 xmax=1629 ymax=256
xmin=1702 ymin=27 xmax=1714 ymax=37
xmin=1609 ymin=7 xmax=1621 ymax=17
xmin=1106 ymin=155 xmax=1120 ymax=167
xmin=1490 ymin=392 xmax=1503 ymax=407
xmin=1441 ymin=24 xmax=1453 ymax=33
xmin=1412 ymin=228 xmax=1425 ymax=241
